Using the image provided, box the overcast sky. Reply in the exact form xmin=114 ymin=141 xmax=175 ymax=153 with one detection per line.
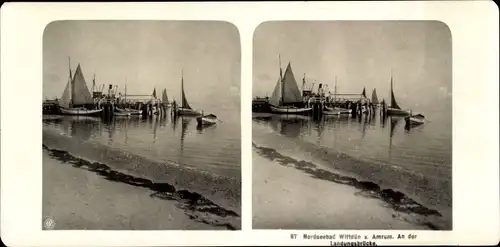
xmin=253 ymin=21 xmax=452 ymax=110
xmin=43 ymin=21 xmax=240 ymax=107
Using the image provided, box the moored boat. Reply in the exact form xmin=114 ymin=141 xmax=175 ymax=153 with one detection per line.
xmin=162 ymin=88 xmax=171 ymax=107
xmin=58 ymin=60 xmax=103 ymax=116
xmin=177 ymin=107 xmax=202 ymax=115
xmin=405 ymin=113 xmax=425 ymax=126
xmin=386 ymin=73 xmax=411 ymax=116
xmin=196 ymin=113 xmax=218 ymax=126
xmin=270 ymin=105 xmax=312 ymax=114
xmin=176 ymin=70 xmax=202 ymax=116
xmin=60 ymin=107 xmax=103 ymax=115
xmin=268 ymin=56 xmax=312 ymax=114
xmin=114 ymin=111 xmax=131 ymax=117
xmin=323 ymin=106 xmax=352 ymax=115
xmin=115 ymin=107 xmax=142 ymax=115
xmin=372 ymin=88 xmax=379 ymax=106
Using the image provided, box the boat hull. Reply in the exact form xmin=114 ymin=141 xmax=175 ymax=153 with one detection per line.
xmin=177 ymin=108 xmax=201 ymax=116
xmin=116 ymin=108 xmax=143 ymax=115
xmin=324 ymin=106 xmax=352 ymax=115
xmin=60 ymin=107 xmax=103 ymax=116
xmin=197 ymin=117 xmax=217 ymax=126
xmin=114 ymin=112 xmax=131 ymax=117
xmin=386 ymin=108 xmax=411 ymax=116
xmin=270 ymin=106 xmax=313 ymax=114
xmin=405 ymin=115 xmax=425 ymax=126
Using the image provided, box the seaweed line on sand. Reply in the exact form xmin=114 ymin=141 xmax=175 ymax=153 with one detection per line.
xmin=252 ymin=142 xmax=444 ymax=230
xmin=43 ymin=144 xmax=240 ymax=230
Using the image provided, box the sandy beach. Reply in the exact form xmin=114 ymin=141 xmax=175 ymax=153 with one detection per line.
xmin=252 ymin=145 xmax=441 ymax=230
xmin=43 ymin=150 xmax=218 ymax=230
xmin=42 ymin=126 xmax=241 ymax=230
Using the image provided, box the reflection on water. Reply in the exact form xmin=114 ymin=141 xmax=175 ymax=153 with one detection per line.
xmin=43 ymin=109 xmax=241 ymax=179
xmin=253 ymin=112 xmax=450 ymax=167
xmin=252 ymin=109 xmax=452 ymax=217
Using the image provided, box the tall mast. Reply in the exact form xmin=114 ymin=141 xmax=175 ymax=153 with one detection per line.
xmin=181 ymin=69 xmax=184 ymax=108
xmin=302 ymin=73 xmax=306 ymax=94
xmin=334 ymin=76 xmax=337 ymax=103
xmin=69 ymin=57 xmax=74 ymax=106
xmin=279 ymin=54 xmax=283 ymax=106
xmin=390 ymin=68 xmax=393 ymax=98
xmin=92 ymin=74 xmax=95 ymax=97
xmin=125 ymin=77 xmax=127 ymax=103
xmin=68 ymin=57 xmax=72 ymax=80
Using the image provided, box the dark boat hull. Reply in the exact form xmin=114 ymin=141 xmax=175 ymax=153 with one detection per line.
xmin=386 ymin=108 xmax=410 ymax=116
xmin=176 ymin=108 xmax=201 ymax=116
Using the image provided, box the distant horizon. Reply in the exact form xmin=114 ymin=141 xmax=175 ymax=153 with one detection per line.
xmin=43 ymin=20 xmax=241 ymax=106
xmin=253 ymin=21 xmax=452 ymax=111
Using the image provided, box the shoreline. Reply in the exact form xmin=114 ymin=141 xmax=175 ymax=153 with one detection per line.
xmin=42 ymin=128 xmax=241 ymax=230
xmin=251 ymin=122 xmax=452 ymax=226
xmin=252 ymin=142 xmax=450 ymax=230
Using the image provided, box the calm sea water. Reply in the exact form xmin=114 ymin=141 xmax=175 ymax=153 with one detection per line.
xmin=252 ymin=106 xmax=452 ymax=218
xmin=43 ymin=106 xmax=241 ymax=179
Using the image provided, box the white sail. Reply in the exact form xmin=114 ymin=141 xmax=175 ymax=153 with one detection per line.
xmin=59 ymin=79 xmax=71 ymax=108
xmin=281 ymin=63 xmax=303 ymax=104
xmin=71 ymin=64 xmax=94 ymax=105
xmin=269 ymin=78 xmax=281 ymax=107
xmin=269 ymin=62 xmax=303 ymax=106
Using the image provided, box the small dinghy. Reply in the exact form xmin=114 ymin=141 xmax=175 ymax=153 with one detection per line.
xmin=405 ymin=113 xmax=425 ymax=126
xmin=325 ymin=106 xmax=352 ymax=115
xmin=114 ymin=111 xmax=131 ymax=117
xmin=116 ymin=107 xmax=142 ymax=115
xmin=197 ymin=113 xmax=218 ymax=126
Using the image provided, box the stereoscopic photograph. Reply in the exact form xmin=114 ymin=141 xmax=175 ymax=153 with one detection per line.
xmin=42 ymin=20 xmax=241 ymax=230
xmin=252 ymin=21 xmax=452 ymax=230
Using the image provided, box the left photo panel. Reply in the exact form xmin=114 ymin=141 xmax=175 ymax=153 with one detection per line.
xmin=41 ymin=20 xmax=241 ymax=230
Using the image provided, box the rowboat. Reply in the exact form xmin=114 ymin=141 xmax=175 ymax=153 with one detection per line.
xmin=197 ymin=113 xmax=218 ymax=126
xmin=325 ymin=105 xmax=352 ymax=113
xmin=115 ymin=107 xmax=142 ymax=115
xmin=323 ymin=107 xmax=352 ymax=115
xmin=268 ymin=56 xmax=313 ymax=115
xmin=114 ymin=111 xmax=131 ymax=117
xmin=405 ymin=113 xmax=425 ymax=126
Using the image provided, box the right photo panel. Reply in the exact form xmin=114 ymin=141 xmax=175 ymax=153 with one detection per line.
xmin=252 ymin=21 xmax=452 ymax=230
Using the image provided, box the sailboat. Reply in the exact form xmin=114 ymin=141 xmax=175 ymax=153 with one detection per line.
xmin=176 ymin=70 xmax=202 ymax=116
xmin=58 ymin=61 xmax=103 ymax=116
xmin=324 ymin=76 xmax=352 ymax=115
xmin=269 ymin=56 xmax=312 ymax=114
xmin=162 ymin=88 xmax=170 ymax=107
xmin=372 ymin=88 xmax=379 ymax=106
xmin=386 ymin=74 xmax=411 ymax=116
